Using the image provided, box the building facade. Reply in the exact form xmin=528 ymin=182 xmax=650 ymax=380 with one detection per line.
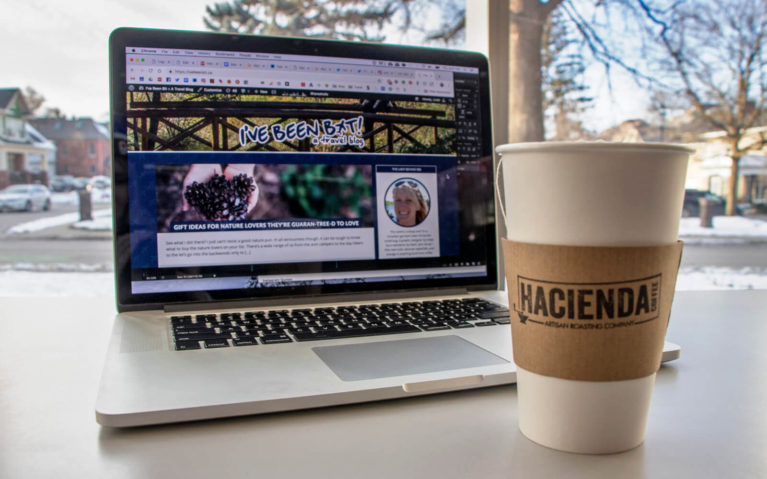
xmin=0 ymin=88 xmax=55 ymax=189
xmin=600 ymin=117 xmax=767 ymax=205
xmin=30 ymin=117 xmax=110 ymax=178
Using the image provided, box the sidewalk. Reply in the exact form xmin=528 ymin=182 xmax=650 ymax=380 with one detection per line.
xmin=9 ymin=221 xmax=113 ymax=241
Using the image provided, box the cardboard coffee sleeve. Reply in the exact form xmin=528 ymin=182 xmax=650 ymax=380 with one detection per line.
xmin=502 ymin=239 xmax=683 ymax=382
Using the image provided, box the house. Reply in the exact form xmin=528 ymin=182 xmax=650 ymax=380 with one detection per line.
xmin=694 ymin=126 xmax=767 ymax=204
xmin=598 ymin=119 xmax=665 ymax=143
xmin=0 ymin=88 xmax=55 ymax=189
xmin=30 ymin=117 xmax=110 ymax=178
xmin=600 ymin=115 xmax=767 ymax=204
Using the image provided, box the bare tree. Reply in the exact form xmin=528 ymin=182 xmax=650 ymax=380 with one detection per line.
xmin=22 ymin=86 xmax=65 ymax=118
xmin=493 ymin=0 xmax=560 ymax=142
xmin=641 ymin=0 xmax=767 ymax=215
xmin=202 ymin=0 xmax=597 ymax=142
xmin=204 ymin=0 xmax=400 ymax=41
xmin=542 ymin=8 xmax=593 ymax=140
xmin=23 ymin=86 xmax=45 ymax=115
xmin=203 ymin=0 xmax=699 ymax=146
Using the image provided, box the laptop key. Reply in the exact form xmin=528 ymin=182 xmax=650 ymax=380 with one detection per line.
xmin=260 ymin=334 xmax=293 ymax=344
xmin=171 ymin=315 xmax=194 ymax=326
xmin=175 ymin=340 xmax=201 ymax=351
xmin=474 ymin=321 xmax=496 ymax=327
xmin=233 ymin=338 xmax=258 ymax=347
xmin=423 ymin=325 xmax=451 ymax=331
xmin=478 ymin=310 xmax=510 ymax=319
xmin=204 ymin=339 xmax=230 ymax=348
xmin=293 ymin=324 xmax=420 ymax=341
xmin=447 ymin=321 xmax=474 ymax=328
xmin=175 ymin=332 xmax=232 ymax=342
xmin=173 ymin=326 xmax=213 ymax=334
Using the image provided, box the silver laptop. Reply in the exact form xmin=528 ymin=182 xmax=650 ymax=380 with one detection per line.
xmin=96 ymin=28 xmax=679 ymax=427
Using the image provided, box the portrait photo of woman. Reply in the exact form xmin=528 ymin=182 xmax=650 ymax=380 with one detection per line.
xmin=385 ymin=179 xmax=431 ymax=227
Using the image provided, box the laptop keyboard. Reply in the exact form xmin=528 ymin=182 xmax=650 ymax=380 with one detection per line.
xmin=171 ymin=298 xmax=510 ymax=351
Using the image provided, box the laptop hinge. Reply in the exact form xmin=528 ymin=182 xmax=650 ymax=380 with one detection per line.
xmin=163 ymin=288 xmax=471 ymax=313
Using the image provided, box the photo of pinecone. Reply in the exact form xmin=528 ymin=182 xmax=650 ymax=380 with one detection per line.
xmin=183 ymin=173 xmax=256 ymax=221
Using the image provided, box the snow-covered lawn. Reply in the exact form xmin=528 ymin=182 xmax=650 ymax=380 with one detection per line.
xmin=6 ymin=208 xmax=111 ymax=234
xmin=0 ymin=271 xmax=115 ymax=297
xmin=7 ymin=209 xmax=767 ymax=239
xmin=0 ymin=267 xmax=765 ymax=297
xmin=51 ymin=189 xmax=111 ymax=206
xmin=72 ymin=215 xmax=113 ymax=231
xmin=2 ymin=210 xmax=766 ymax=296
xmin=676 ymin=266 xmax=767 ymax=290
xmin=679 ymin=216 xmax=767 ymax=238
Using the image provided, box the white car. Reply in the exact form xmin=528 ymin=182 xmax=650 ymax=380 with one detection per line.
xmin=0 ymin=184 xmax=52 ymax=212
xmin=88 ymin=175 xmax=111 ymax=190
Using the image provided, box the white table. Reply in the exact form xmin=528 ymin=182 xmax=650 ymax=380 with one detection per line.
xmin=1 ymin=290 xmax=765 ymax=478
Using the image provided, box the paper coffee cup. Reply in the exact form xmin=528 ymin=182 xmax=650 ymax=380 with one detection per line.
xmin=495 ymin=141 xmax=691 ymax=454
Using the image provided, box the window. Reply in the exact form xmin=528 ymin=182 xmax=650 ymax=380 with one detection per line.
xmin=1 ymin=0 xmax=765 ymax=299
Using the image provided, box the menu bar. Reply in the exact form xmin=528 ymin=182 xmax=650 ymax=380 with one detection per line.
xmin=125 ymin=46 xmax=465 ymax=98
xmin=126 ymin=46 xmax=478 ymax=74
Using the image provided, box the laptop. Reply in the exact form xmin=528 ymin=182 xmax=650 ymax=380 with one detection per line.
xmin=96 ymin=27 xmax=679 ymax=427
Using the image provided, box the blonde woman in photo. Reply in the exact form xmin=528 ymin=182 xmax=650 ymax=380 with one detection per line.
xmin=392 ymin=181 xmax=429 ymax=227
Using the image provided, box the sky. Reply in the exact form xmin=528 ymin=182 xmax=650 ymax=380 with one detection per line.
xmin=2 ymin=0 xmax=213 ymax=121
xmin=1 ymin=0 xmax=644 ymax=131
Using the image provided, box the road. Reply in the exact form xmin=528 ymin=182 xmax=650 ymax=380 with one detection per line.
xmin=0 ymin=202 xmax=78 ymax=232
xmin=681 ymin=243 xmax=767 ymax=269
xmin=1 ymin=206 xmax=766 ymax=271
xmin=0 ymin=203 xmax=114 ymax=270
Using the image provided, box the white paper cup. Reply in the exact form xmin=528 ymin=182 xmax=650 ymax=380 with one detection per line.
xmin=496 ymin=141 xmax=691 ymax=454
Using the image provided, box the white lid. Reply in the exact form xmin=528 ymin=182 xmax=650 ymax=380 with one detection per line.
xmin=496 ymin=141 xmax=693 ymax=155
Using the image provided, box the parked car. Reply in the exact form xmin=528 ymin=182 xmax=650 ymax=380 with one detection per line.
xmin=50 ymin=175 xmax=77 ymax=192
xmin=88 ymin=175 xmax=111 ymax=190
xmin=0 ymin=184 xmax=52 ymax=212
xmin=682 ymin=189 xmax=726 ymax=217
xmin=72 ymin=177 xmax=91 ymax=191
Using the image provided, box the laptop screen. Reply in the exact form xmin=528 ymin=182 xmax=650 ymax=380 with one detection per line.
xmin=109 ymin=28 xmax=496 ymax=310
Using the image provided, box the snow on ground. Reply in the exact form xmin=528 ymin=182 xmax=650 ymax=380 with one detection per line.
xmin=7 ymin=210 xmax=767 ymax=239
xmin=676 ymin=266 xmax=767 ymax=290
xmin=51 ymin=189 xmax=112 ymax=206
xmin=2 ymin=210 xmax=767 ymax=296
xmin=72 ymin=215 xmax=113 ymax=231
xmin=0 ymin=262 xmax=111 ymax=273
xmin=0 ymin=271 xmax=115 ymax=297
xmin=679 ymin=216 xmax=767 ymax=238
xmin=1 ymin=269 xmax=765 ymax=297
xmin=5 ymin=208 xmax=111 ymax=234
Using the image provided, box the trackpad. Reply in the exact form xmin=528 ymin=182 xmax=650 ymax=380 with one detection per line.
xmin=313 ymin=335 xmax=509 ymax=381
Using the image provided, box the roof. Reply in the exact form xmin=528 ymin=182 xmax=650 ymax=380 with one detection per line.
xmin=29 ymin=117 xmax=110 ymax=141
xmin=0 ymin=89 xmax=17 ymax=109
xmin=26 ymin=123 xmax=56 ymax=150
xmin=598 ymin=119 xmax=667 ymax=143
xmin=0 ymin=88 xmax=31 ymax=115
xmin=0 ymin=123 xmax=55 ymax=149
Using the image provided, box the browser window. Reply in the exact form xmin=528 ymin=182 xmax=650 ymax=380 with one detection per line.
xmin=119 ymin=43 xmax=493 ymax=297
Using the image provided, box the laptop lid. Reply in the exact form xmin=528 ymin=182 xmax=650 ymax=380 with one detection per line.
xmin=108 ymin=28 xmax=496 ymax=313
